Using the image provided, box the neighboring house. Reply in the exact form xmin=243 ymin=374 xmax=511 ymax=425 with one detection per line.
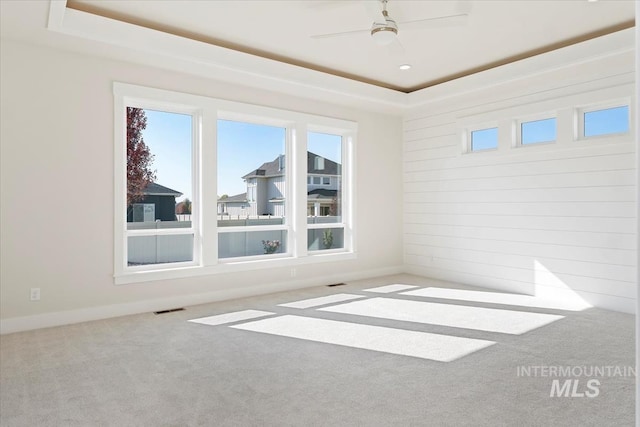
xmin=217 ymin=192 xmax=249 ymax=216
xmin=127 ymin=182 xmax=182 ymax=222
xmin=217 ymin=152 xmax=340 ymax=217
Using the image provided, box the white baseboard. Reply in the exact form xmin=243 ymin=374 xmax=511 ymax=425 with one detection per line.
xmin=0 ymin=265 xmax=404 ymax=335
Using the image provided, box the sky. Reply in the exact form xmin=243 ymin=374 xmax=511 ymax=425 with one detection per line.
xmin=139 ymin=112 xmax=343 ymax=201
xmin=218 ymin=121 xmax=343 ymax=196
xmin=142 ymin=109 xmax=192 ymax=202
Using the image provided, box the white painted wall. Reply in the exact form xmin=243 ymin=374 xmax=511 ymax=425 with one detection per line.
xmin=403 ymin=48 xmax=637 ymax=313
xmin=0 ymin=20 xmax=635 ymax=335
xmin=0 ymin=40 xmax=403 ymax=331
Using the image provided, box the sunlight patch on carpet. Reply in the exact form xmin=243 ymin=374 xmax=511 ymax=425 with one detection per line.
xmin=188 ymin=310 xmax=275 ymax=326
xmin=403 ymin=287 xmax=589 ymax=311
xmin=231 ymin=315 xmax=495 ymax=362
xmin=362 ymin=284 xmax=419 ymax=293
xmin=319 ymin=298 xmax=564 ymax=335
xmin=278 ymin=293 xmax=364 ymax=309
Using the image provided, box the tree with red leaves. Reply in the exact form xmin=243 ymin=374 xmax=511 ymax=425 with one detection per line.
xmin=126 ymin=107 xmax=155 ymax=206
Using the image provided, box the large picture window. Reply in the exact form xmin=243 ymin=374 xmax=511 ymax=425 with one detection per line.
xmin=114 ymin=83 xmax=356 ymax=284
xmin=124 ymin=107 xmax=197 ymax=269
xmin=217 ymin=120 xmax=289 ymax=259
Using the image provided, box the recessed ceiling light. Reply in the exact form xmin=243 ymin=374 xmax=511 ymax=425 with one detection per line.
xmin=399 ymin=64 xmax=412 ymax=71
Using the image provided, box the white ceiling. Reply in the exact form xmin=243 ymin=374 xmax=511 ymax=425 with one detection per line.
xmin=65 ymin=0 xmax=635 ymax=92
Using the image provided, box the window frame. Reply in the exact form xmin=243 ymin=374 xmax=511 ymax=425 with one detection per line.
xmin=576 ymin=100 xmax=630 ymax=140
xmin=115 ymin=94 xmax=202 ymax=277
xmin=464 ymin=124 xmax=499 ymax=153
xmin=216 ymin=115 xmax=292 ymax=263
xmin=114 ymin=83 xmax=356 ymax=284
xmin=306 ymin=130 xmax=349 ymax=253
xmin=515 ymin=113 xmax=558 ymax=147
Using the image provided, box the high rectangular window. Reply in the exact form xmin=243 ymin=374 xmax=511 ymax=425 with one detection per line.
xmin=520 ymin=117 xmax=556 ymax=145
xmin=470 ymin=127 xmax=498 ymax=151
xmin=583 ymin=105 xmax=629 ymax=137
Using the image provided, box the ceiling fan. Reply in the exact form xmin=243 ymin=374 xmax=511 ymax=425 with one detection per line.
xmin=311 ymin=0 xmax=469 ymax=47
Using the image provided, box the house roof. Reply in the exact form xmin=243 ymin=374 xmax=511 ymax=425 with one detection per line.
xmin=143 ymin=182 xmax=182 ymax=197
xmin=242 ymin=156 xmax=284 ymax=179
xmin=308 ymin=152 xmax=340 ymax=175
xmin=218 ymin=192 xmax=247 ymax=203
xmin=243 ymin=152 xmax=340 ymax=179
xmin=307 ymin=189 xmax=338 ymax=200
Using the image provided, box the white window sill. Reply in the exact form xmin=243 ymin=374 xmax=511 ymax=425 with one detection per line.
xmin=114 ymin=251 xmax=357 ymax=285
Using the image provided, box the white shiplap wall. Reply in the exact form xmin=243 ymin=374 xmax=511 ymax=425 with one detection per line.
xmin=403 ymin=48 xmax=636 ymax=313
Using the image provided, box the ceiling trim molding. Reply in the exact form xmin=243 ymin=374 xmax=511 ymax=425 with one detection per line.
xmin=407 ymin=27 xmax=635 ymax=109
xmin=46 ymin=1 xmax=634 ymax=116
xmin=47 ymin=0 xmax=407 ymax=115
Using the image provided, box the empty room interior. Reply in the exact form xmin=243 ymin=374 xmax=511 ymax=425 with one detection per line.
xmin=0 ymin=1 xmax=638 ymax=426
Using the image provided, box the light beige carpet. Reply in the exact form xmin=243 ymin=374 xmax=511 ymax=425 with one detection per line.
xmin=0 ymin=274 xmax=635 ymax=426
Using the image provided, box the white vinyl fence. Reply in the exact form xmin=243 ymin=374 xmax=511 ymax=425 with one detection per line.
xmin=127 ymin=221 xmax=192 ymax=265
xmin=127 ymin=216 xmax=344 ymax=264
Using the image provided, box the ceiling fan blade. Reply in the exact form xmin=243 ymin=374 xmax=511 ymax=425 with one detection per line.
xmin=387 ymin=37 xmax=405 ymax=57
xmin=310 ymin=27 xmax=371 ymax=39
xmin=399 ymin=13 xmax=468 ymax=31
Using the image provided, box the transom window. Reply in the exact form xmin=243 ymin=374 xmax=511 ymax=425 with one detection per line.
xmin=469 ymin=127 xmax=498 ymax=152
xmin=581 ymin=105 xmax=629 ymax=138
xmin=519 ymin=117 xmax=556 ymax=145
xmin=459 ymin=98 xmax=632 ymax=155
xmin=114 ymin=83 xmax=356 ymax=283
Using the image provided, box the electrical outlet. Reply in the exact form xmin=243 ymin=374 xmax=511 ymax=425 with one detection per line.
xmin=30 ymin=288 xmax=40 ymax=301
xmin=290 ymin=268 xmax=296 ymax=278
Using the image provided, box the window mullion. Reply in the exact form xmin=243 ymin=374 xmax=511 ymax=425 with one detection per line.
xmin=201 ymin=107 xmax=218 ymax=266
xmin=114 ymin=92 xmax=127 ymax=277
xmin=293 ymin=124 xmax=308 ymax=258
xmin=114 ymin=83 xmax=356 ymax=282
xmin=344 ymin=132 xmax=355 ymax=253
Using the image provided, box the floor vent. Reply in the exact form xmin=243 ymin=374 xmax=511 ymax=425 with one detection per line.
xmin=327 ymin=283 xmax=347 ymax=287
xmin=154 ymin=308 xmax=185 ymax=315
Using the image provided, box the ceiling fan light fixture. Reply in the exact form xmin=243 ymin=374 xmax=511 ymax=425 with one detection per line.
xmin=371 ymin=27 xmax=397 ymax=46
xmin=370 ymin=2 xmax=398 ymax=46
